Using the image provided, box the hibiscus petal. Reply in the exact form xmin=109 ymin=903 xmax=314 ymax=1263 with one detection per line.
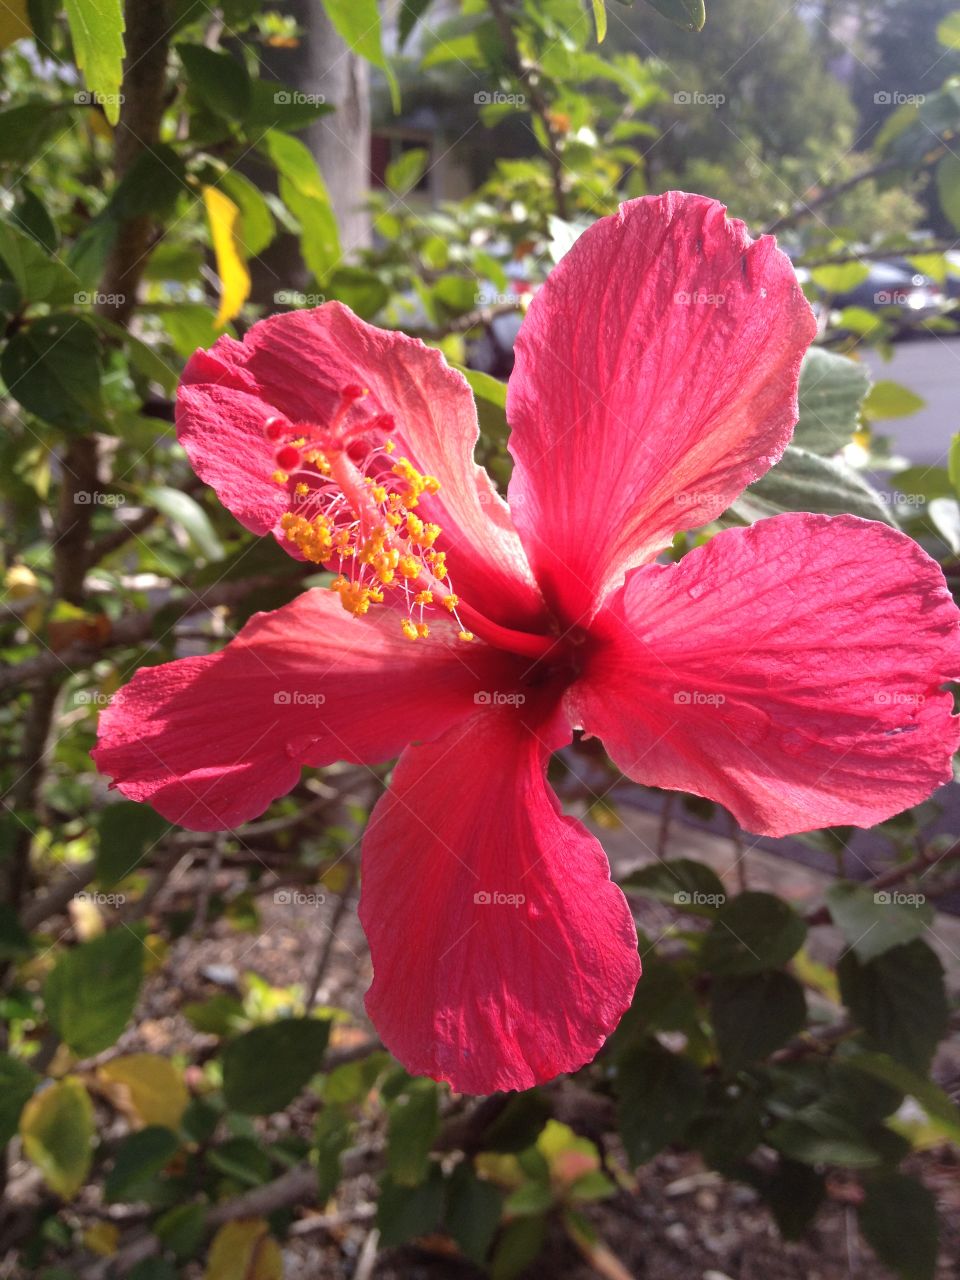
xmin=178 ymin=303 xmax=544 ymax=628
xmin=570 ymin=514 xmax=960 ymax=836
xmin=506 ymin=193 xmax=817 ymax=624
xmin=359 ymin=705 xmax=640 ymax=1093
xmin=93 ymin=589 xmax=522 ymax=830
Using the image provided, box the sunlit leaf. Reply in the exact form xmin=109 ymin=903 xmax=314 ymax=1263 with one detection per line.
xmin=64 ymin=0 xmax=126 ymax=125
xmin=20 ymin=1078 xmax=94 ymax=1198
xmin=202 ymin=185 xmax=251 ymax=330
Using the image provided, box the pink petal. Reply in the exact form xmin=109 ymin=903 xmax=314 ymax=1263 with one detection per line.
xmin=360 ymin=705 xmax=640 ymax=1093
xmin=570 ymin=514 xmax=960 ymax=836
xmin=178 ymin=303 xmax=544 ymax=629
xmin=93 ymin=590 xmax=523 ymax=830
xmin=506 ymin=193 xmax=817 ymax=624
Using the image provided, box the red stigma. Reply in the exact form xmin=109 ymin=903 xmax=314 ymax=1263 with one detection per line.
xmin=275 ymin=444 xmax=302 ymax=472
xmin=263 ymin=416 xmax=286 ymax=442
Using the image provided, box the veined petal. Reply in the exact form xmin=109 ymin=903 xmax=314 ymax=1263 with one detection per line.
xmin=506 ymin=193 xmax=816 ymax=625
xmin=360 ymin=705 xmax=640 ymax=1094
xmin=570 ymin=514 xmax=960 ymax=836
xmin=177 ymin=303 xmax=545 ymax=630
xmin=93 ymin=589 xmax=522 ymax=830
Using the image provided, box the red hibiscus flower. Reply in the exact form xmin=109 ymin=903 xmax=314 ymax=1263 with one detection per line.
xmin=93 ymin=193 xmax=960 ymax=1094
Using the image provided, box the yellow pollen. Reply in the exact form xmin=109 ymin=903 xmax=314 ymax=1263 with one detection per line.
xmin=398 ymin=555 xmax=419 ymax=580
xmin=414 ymin=589 xmax=433 ymax=606
xmin=401 ymin=618 xmax=418 ymax=640
xmin=416 ymin=622 xmax=429 ymax=639
xmin=458 ymin=630 xmax=474 ymax=642
xmin=272 ymin=470 xmax=289 ymax=484
xmin=442 ymin=593 xmax=459 ymax=611
xmin=385 ymin=439 xmax=396 ymax=453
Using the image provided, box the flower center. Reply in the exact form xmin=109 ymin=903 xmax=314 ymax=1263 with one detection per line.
xmin=263 ymin=386 xmax=474 ymax=642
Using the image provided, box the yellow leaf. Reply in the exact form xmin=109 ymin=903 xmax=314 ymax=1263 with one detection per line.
xmin=20 ymin=1077 xmax=94 ymax=1199
xmin=0 ymin=0 xmax=31 ymax=48
xmin=98 ymin=1053 xmax=189 ymax=1130
xmin=203 ymin=185 xmax=251 ymax=330
xmin=83 ymin=1222 xmax=120 ymax=1256
xmin=204 ymin=1220 xmax=283 ymax=1280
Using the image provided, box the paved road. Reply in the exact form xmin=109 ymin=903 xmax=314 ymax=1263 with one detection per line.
xmin=861 ymin=335 xmax=960 ymax=468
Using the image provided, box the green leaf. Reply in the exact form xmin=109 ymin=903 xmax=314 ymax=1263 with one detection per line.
xmin=398 ymin=0 xmax=434 ymax=47
xmin=0 ymin=102 xmax=70 ymax=166
xmin=711 ymin=971 xmax=807 ymax=1069
xmin=769 ymin=1110 xmax=886 ymax=1168
xmin=826 ymin=882 xmax=933 ymax=962
xmin=937 ymin=10 xmax=960 ymax=49
xmin=377 ymin=1166 xmax=445 ymax=1247
xmin=20 ymin=1077 xmax=94 ymax=1198
xmin=641 ymin=0 xmax=705 ymax=31
xmin=445 ymin=1164 xmax=503 ymax=1264
xmin=1 ymin=315 xmax=102 ymax=429
xmin=222 ymin=1018 xmax=331 ymax=1114
xmin=620 ymin=857 xmax=726 ymax=912
xmin=839 ymin=942 xmax=952 ymax=1070
xmin=242 ymin=78 xmax=334 ymax=130
xmin=841 ymin=1049 xmax=960 ymax=1146
xmin=328 ymin=266 xmax=389 ymax=320
xmin=261 ymin=131 xmax=340 ymax=284
xmin=45 ymin=930 xmax=145 ymax=1057
xmin=178 ymin=43 xmax=251 ymax=119
xmin=863 ymin=380 xmax=925 ymax=420
xmin=700 ymin=892 xmax=806 ymax=976
xmin=321 ymin=0 xmax=399 ymax=111
xmin=744 ymin=1159 xmax=825 ymax=1241
xmin=0 ymin=1053 xmax=40 ymax=1146
xmin=387 ymin=1079 xmax=440 ymax=1187
xmin=811 ymin=262 xmax=870 ymax=293
xmin=154 ymin=1203 xmax=207 ymax=1261
xmin=64 ymin=0 xmax=126 ymax=124
xmin=105 ymin=1125 xmax=179 ymax=1202
xmin=838 ymin=939 xmax=948 ymax=1071
xmin=937 ymin=152 xmax=960 ymax=232
xmin=734 ymin=446 xmax=895 ymax=525
xmin=859 ymin=1174 xmax=938 ymax=1280
xmin=385 ymin=147 xmax=428 ymax=196
xmin=207 ymin=1136 xmax=272 ymax=1186
xmin=949 ymin=434 xmax=960 ymax=497
xmin=96 ymin=801 xmax=170 ymax=886
xmin=490 ymin=1213 xmax=547 ymax=1280
xmin=142 ymin=486 xmax=224 ymax=562
xmin=473 ymin=1092 xmax=551 ymax=1153
xmin=616 ymin=1041 xmax=704 ymax=1164
xmin=0 ymin=218 xmax=80 ymax=305
xmin=890 ymin=466 xmax=955 ymax=502
xmin=218 ymin=171 xmax=276 ymax=258
xmin=0 ymin=903 xmax=31 ymax=959
xmin=591 ymin=0 xmax=607 ymax=41
xmin=315 ymin=1104 xmax=352 ymax=1201
xmin=794 ymin=347 xmax=871 ymax=454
